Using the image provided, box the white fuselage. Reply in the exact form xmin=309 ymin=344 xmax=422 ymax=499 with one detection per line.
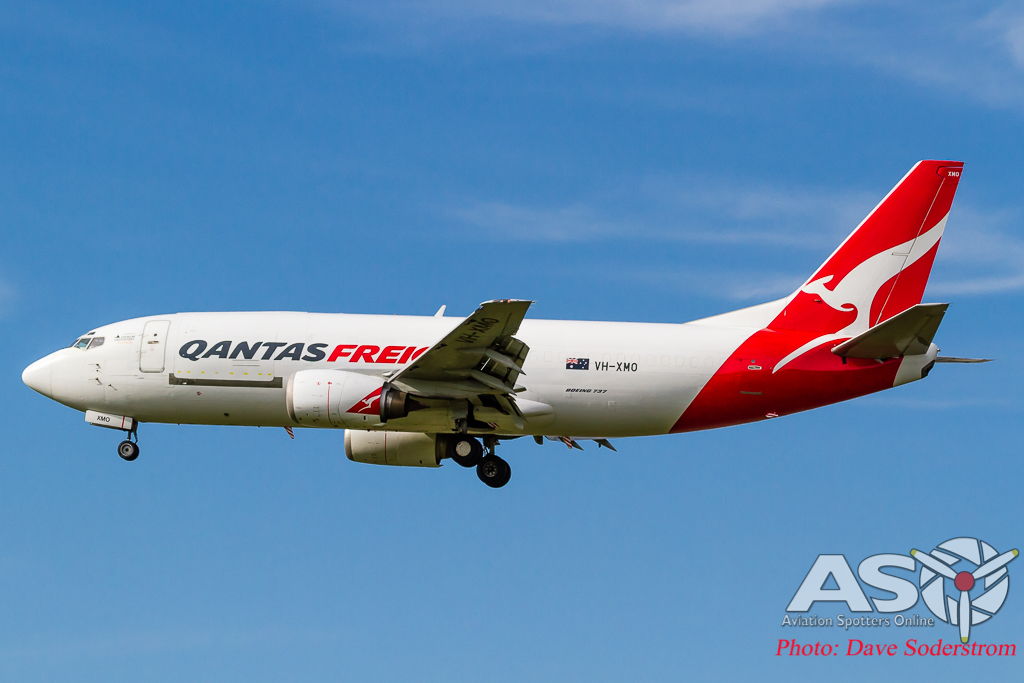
xmin=24 ymin=310 xmax=767 ymax=438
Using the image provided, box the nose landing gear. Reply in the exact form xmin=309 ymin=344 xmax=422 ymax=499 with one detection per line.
xmin=117 ymin=440 xmax=139 ymax=461
xmin=117 ymin=424 xmax=140 ymax=461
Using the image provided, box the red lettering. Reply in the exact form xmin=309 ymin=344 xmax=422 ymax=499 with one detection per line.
xmin=328 ymin=344 xmax=357 ymax=362
xmin=377 ymin=345 xmax=404 ymax=364
xmin=942 ymin=644 xmax=952 ymax=656
xmin=887 ymin=644 xmax=897 ymax=656
xmin=930 ymin=640 xmax=942 ymax=656
xmin=776 ymin=639 xmax=793 ymax=656
xmin=986 ymin=645 xmax=997 ymax=656
xmin=847 ymin=639 xmax=863 ymax=656
xmin=410 ymin=346 xmax=429 ymax=361
xmin=398 ymin=346 xmax=416 ymax=364
xmin=801 ymin=644 xmax=812 ymax=656
xmin=904 ymin=639 xmax=917 ymax=655
xmin=350 ymin=345 xmax=380 ymax=363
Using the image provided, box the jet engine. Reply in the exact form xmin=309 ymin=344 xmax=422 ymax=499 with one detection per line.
xmin=287 ymin=370 xmax=428 ymax=427
xmin=286 ymin=369 xmax=388 ymax=428
xmin=344 ymin=429 xmax=443 ymax=467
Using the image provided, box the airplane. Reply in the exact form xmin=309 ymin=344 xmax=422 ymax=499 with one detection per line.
xmin=22 ymin=160 xmax=989 ymax=488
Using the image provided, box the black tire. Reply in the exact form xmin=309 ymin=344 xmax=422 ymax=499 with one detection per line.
xmin=476 ymin=454 xmax=511 ymax=488
xmin=448 ymin=436 xmax=483 ymax=468
xmin=117 ymin=440 xmax=139 ymax=462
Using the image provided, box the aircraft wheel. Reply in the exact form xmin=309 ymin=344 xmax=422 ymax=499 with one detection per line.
xmin=449 ymin=436 xmax=483 ymax=467
xmin=117 ymin=440 xmax=139 ymax=461
xmin=477 ymin=455 xmax=511 ymax=488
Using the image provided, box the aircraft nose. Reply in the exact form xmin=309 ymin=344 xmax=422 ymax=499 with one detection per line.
xmin=22 ymin=356 xmax=54 ymax=398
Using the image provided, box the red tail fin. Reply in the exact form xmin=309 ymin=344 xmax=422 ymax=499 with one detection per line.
xmin=771 ymin=160 xmax=962 ymax=336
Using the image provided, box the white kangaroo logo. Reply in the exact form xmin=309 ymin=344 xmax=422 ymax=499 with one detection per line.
xmin=773 ymin=215 xmax=947 ymax=373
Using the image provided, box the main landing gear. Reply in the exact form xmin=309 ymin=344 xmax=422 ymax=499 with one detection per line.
xmin=446 ymin=435 xmax=511 ymax=488
xmin=117 ymin=425 xmax=140 ymax=461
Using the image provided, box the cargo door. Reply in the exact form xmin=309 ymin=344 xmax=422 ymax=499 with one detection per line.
xmin=139 ymin=320 xmax=171 ymax=373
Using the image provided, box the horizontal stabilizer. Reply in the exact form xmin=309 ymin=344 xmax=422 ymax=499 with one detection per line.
xmin=935 ymin=356 xmax=993 ymax=363
xmin=831 ymin=303 xmax=948 ymax=359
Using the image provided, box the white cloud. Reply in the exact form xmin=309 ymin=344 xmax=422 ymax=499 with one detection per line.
xmin=450 ymin=175 xmax=876 ymax=248
xmin=928 ymin=205 xmax=1024 ymax=296
xmin=450 ymin=178 xmax=1024 ymax=300
xmin=981 ymin=4 xmax=1024 ymax=71
xmin=821 ymin=5 xmax=1024 ymax=109
xmin=859 ymin=395 xmax=1012 ymax=410
xmin=452 ymin=200 xmax=630 ymax=241
xmin=448 ymin=176 xmax=875 ymax=301
xmin=623 ymin=266 xmax=802 ymax=300
xmin=0 ymin=276 xmax=14 ymax=317
xmin=1007 ymin=22 xmax=1024 ymax=70
xmin=408 ymin=0 xmax=849 ymax=33
xmin=321 ymin=1 xmax=1024 ymax=109
xmin=0 ymin=625 xmax=342 ymax=661
xmin=640 ymin=177 xmax=876 ymax=247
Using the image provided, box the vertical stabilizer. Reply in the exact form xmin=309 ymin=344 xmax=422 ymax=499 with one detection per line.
xmin=768 ymin=161 xmax=962 ymax=372
xmin=772 ymin=160 xmax=962 ymax=336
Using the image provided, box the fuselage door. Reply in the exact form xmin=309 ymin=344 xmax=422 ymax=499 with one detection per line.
xmin=139 ymin=320 xmax=171 ymax=373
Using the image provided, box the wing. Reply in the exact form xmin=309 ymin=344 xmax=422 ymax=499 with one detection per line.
xmin=388 ymin=299 xmax=533 ymax=400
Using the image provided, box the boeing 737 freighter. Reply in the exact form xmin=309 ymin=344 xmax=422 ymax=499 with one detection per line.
xmin=22 ymin=160 xmax=987 ymax=487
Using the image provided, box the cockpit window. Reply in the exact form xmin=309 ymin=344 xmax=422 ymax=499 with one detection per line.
xmin=72 ymin=338 xmax=90 ymax=349
xmin=88 ymin=337 xmax=105 ymax=349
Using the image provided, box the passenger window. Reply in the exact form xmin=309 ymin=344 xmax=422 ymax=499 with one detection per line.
xmin=73 ymin=338 xmax=90 ymax=349
xmin=88 ymin=337 xmax=105 ymax=349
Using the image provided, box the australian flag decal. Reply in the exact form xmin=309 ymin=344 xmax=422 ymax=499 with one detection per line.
xmin=566 ymin=357 xmax=589 ymax=370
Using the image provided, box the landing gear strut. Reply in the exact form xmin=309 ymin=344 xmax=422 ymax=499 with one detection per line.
xmin=475 ymin=436 xmax=511 ymax=488
xmin=117 ymin=424 xmax=140 ymax=461
xmin=442 ymin=434 xmax=512 ymax=487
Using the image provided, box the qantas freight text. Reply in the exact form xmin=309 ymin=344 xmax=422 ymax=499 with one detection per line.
xmin=178 ymin=340 xmax=430 ymax=364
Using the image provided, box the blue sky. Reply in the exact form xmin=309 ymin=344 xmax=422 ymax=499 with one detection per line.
xmin=1 ymin=1 xmax=1022 ymax=680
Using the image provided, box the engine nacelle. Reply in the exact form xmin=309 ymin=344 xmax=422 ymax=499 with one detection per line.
xmin=286 ymin=369 xmax=386 ymax=428
xmin=344 ymin=429 xmax=443 ymax=467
